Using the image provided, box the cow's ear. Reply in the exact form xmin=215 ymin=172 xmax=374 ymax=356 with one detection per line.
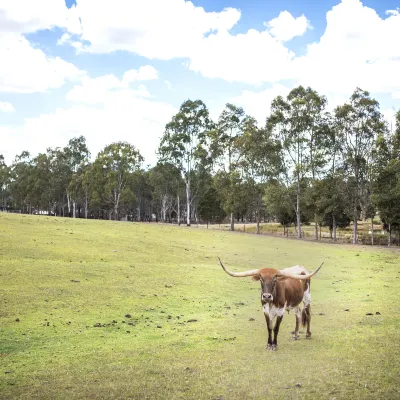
xmin=251 ymin=274 xmax=261 ymax=281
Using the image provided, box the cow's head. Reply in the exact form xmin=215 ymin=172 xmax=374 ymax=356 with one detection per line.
xmin=218 ymin=257 xmax=323 ymax=304
xmin=252 ymin=270 xmax=280 ymax=304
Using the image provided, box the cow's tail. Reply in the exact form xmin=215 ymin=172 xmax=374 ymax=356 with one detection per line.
xmin=301 ymin=278 xmax=310 ymax=327
xmin=301 ymin=307 xmax=307 ymax=327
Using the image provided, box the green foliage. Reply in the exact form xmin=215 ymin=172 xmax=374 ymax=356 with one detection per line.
xmin=371 ymin=116 xmax=400 ymax=236
xmin=268 ymin=86 xmax=330 ymax=238
xmin=2 ymin=92 xmax=399 ymax=239
xmin=95 ymin=141 xmax=143 ymax=219
xmin=264 ymin=181 xmax=296 ymax=226
xmin=334 ymin=88 xmax=386 ymax=242
xmin=0 ymin=154 xmax=11 ymax=207
xmin=197 ymin=186 xmax=226 ymax=224
xmin=158 ymin=99 xmax=213 ymax=178
xmin=158 ymin=99 xmax=213 ymax=225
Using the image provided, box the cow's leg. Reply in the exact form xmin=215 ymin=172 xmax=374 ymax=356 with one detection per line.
xmin=302 ymin=280 xmax=312 ymax=339
xmin=304 ymin=304 xmax=312 ymax=339
xmin=264 ymin=313 xmax=273 ymax=350
xmin=292 ymin=306 xmax=301 ymax=340
xmin=271 ymin=316 xmax=283 ymax=350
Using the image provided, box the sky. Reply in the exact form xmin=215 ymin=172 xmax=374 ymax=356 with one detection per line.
xmin=1 ymin=0 xmax=400 ymax=167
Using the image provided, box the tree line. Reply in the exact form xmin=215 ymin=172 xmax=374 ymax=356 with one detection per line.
xmin=1 ymin=86 xmax=399 ymax=245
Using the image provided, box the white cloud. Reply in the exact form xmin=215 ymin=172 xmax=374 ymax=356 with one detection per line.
xmin=382 ymin=107 xmax=398 ymax=129
xmin=123 ymin=66 xmax=159 ymax=83
xmin=0 ymin=33 xmax=85 ymax=93
xmin=222 ymin=0 xmax=400 ymax=122
xmin=66 ymin=66 xmax=158 ymax=105
xmin=57 ymin=32 xmax=71 ymax=45
xmin=385 ymin=8 xmax=399 ymax=16
xmin=187 ymin=29 xmax=295 ymax=85
xmin=292 ymin=0 xmax=400 ymax=97
xmin=0 ymin=101 xmax=15 ymax=113
xmin=1 ymin=69 xmax=176 ymax=165
xmin=2 ymin=0 xmax=400 ymax=98
xmin=265 ymin=11 xmax=311 ymax=42
xmin=230 ymin=84 xmax=292 ymax=125
xmin=0 ymin=0 xmax=80 ymax=35
xmin=63 ymin=0 xmax=241 ymax=59
xmin=2 ymin=0 xmax=400 ymax=166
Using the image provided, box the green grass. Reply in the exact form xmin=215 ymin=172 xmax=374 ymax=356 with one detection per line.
xmin=1 ymin=213 xmax=399 ymax=399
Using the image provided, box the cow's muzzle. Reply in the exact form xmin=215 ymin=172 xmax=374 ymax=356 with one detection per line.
xmin=262 ymin=293 xmax=273 ymax=302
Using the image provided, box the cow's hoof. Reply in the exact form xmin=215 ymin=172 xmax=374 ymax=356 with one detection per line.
xmin=271 ymin=345 xmax=277 ymax=351
xmin=306 ymin=333 xmax=312 ymax=339
xmin=266 ymin=344 xmax=273 ymax=350
xmin=292 ymin=335 xmax=299 ymax=341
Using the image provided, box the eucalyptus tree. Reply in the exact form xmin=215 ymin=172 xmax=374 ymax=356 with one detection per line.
xmin=371 ymin=110 xmax=400 ymax=245
xmin=158 ymin=99 xmax=213 ymax=226
xmin=209 ymin=103 xmax=247 ymax=230
xmin=31 ymin=152 xmax=53 ymax=214
xmin=312 ymin=175 xmax=350 ymax=241
xmin=149 ymin=162 xmax=183 ymax=222
xmin=95 ymin=141 xmax=144 ymax=220
xmin=9 ymin=151 xmax=34 ymax=213
xmin=237 ymin=116 xmax=282 ymax=233
xmin=0 ymin=155 xmax=10 ymax=209
xmin=268 ymin=86 xmax=331 ymax=238
xmin=197 ymin=184 xmax=226 ymax=227
xmin=263 ymin=180 xmax=296 ymax=236
xmin=335 ymin=88 xmax=386 ymax=244
xmin=64 ymin=136 xmax=90 ymax=216
xmin=68 ymin=161 xmax=94 ymax=219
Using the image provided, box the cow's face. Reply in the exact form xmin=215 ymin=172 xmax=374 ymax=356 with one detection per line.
xmin=254 ymin=273 xmax=277 ymax=304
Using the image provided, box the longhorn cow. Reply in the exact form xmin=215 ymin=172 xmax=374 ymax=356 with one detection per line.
xmin=218 ymin=257 xmax=323 ymax=351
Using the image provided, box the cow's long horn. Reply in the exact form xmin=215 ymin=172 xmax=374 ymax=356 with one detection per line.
xmin=218 ymin=257 xmax=260 ymax=277
xmin=277 ymin=262 xmax=324 ymax=280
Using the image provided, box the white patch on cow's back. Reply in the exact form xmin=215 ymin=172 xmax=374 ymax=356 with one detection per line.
xmin=281 ymin=265 xmax=309 ymax=275
xmin=263 ymin=302 xmax=287 ymax=321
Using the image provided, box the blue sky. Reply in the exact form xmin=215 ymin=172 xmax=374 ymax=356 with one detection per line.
xmin=1 ymin=0 xmax=399 ymax=166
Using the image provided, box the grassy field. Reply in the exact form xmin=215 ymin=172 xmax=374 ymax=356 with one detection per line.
xmin=1 ymin=213 xmax=399 ymax=399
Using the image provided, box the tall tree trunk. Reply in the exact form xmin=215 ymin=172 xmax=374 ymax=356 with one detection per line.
xmin=296 ymin=179 xmax=302 ymax=238
xmin=73 ymin=201 xmax=76 ymax=218
xmin=137 ymin=199 xmax=141 ymax=222
xmin=388 ymin=223 xmax=392 ymax=247
xmin=256 ymin=193 xmax=261 ymax=235
xmin=230 ymin=212 xmax=234 ymax=231
xmin=67 ymin=192 xmax=71 ymax=216
xmin=314 ymin=212 xmax=318 ymax=240
xmin=186 ymin=180 xmax=190 ymax=226
xmin=352 ymin=208 xmax=358 ymax=244
xmin=114 ymin=206 xmax=118 ymax=221
xmin=333 ymin=215 xmax=337 ymax=242
xmin=177 ymin=194 xmax=180 ymax=225
xmin=370 ymin=218 xmax=374 ymax=246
